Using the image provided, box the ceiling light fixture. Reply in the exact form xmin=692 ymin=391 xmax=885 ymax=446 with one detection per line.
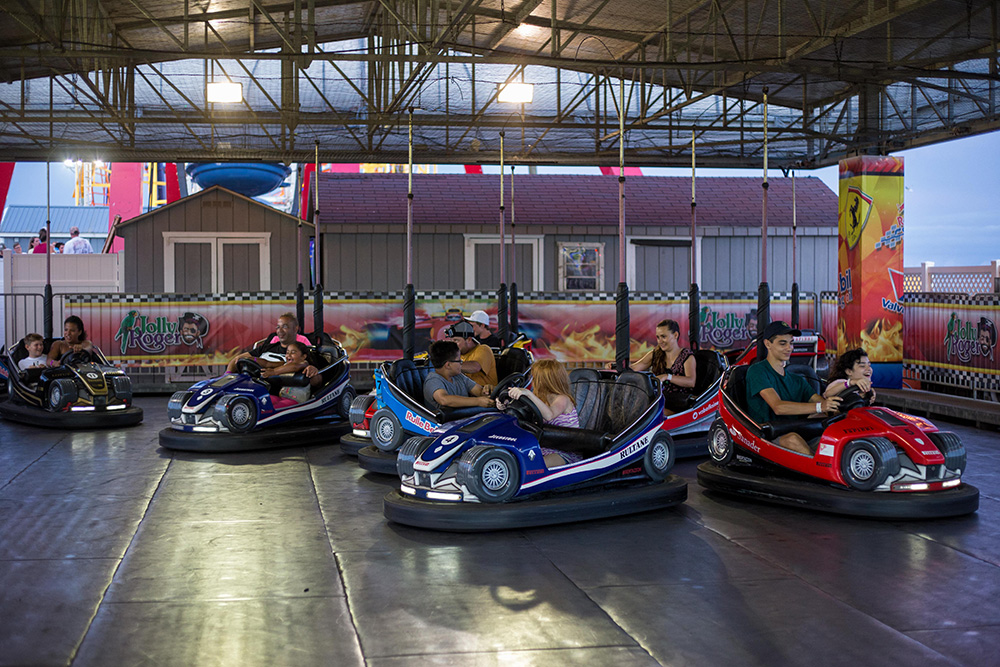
xmin=207 ymin=81 xmax=243 ymax=104
xmin=497 ymin=82 xmax=533 ymax=104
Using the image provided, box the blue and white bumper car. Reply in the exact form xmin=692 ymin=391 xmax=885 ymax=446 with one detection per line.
xmin=159 ymin=339 xmax=355 ymax=453
xmin=383 ymin=370 xmax=687 ymax=531
xmin=343 ymin=346 xmax=533 ymax=474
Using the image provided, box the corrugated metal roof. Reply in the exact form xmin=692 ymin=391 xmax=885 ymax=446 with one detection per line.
xmin=0 ymin=206 xmax=110 ymax=236
xmin=312 ymin=174 xmax=837 ymax=229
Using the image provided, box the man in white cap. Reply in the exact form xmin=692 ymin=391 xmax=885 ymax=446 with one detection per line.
xmin=63 ymin=226 xmax=94 ymax=254
xmin=466 ymin=310 xmax=502 ymax=348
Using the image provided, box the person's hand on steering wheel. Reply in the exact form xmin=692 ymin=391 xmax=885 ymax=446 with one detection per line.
xmin=235 ymin=357 xmax=264 ymax=378
xmin=60 ymin=349 xmax=93 ymax=366
xmin=834 ymin=386 xmax=867 ymax=412
xmin=820 ymin=395 xmax=842 ymax=413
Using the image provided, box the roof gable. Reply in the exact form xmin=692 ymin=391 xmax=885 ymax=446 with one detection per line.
xmin=312 ymin=173 xmax=837 ymax=228
xmin=115 ymin=185 xmax=313 ymax=230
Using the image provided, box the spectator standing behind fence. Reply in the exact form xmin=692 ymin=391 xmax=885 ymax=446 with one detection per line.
xmin=28 ymin=236 xmax=40 ymax=252
xmin=31 ymin=229 xmax=50 ymax=254
xmin=63 ymin=226 xmax=94 ymax=254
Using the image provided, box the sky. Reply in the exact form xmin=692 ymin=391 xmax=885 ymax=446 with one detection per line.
xmin=4 ymin=130 xmax=1000 ymax=267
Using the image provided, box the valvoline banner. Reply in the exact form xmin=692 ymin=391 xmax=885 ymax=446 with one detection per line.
xmin=838 ymin=156 xmax=904 ymax=387
xmin=71 ymin=293 xmax=817 ymax=368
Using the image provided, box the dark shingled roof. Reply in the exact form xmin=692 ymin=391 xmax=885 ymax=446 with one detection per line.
xmin=311 ymin=173 xmax=836 ymax=228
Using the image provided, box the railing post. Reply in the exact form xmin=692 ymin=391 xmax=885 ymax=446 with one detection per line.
xmin=921 ymin=261 xmax=934 ymax=292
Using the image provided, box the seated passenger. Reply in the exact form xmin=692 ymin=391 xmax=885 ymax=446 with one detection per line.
xmin=423 ymin=340 xmax=494 ymax=413
xmin=47 ymin=316 xmax=95 ymax=365
xmin=502 ymin=359 xmax=581 ymax=468
xmin=445 ymin=321 xmax=498 ymax=387
xmin=745 ymin=321 xmax=842 ymax=455
xmin=19 ymin=333 xmax=47 ymax=371
xmin=226 ymin=312 xmax=319 ymax=382
xmin=606 ymin=319 xmax=697 ymax=414
xmin=262 ymin=341 xmax=313 ymax=403
xmin=823 ymin=347 xmax=876 ymax=406
xmin=467 ymin=310 xmax=502 ymax=348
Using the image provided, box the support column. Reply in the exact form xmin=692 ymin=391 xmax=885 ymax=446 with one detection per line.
xmin=837 ymin=156 xmax=905 ymax=388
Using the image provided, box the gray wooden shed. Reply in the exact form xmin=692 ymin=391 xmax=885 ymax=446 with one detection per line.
xmin=310 ymin=173 xmax=839 ymax=295
xmin=118 ymin=185 xmax=313 ymax=293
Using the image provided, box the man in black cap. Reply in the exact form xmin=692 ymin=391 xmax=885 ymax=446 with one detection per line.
xmin=444 ymin=321 xmax=498 ymax=387
xmin=745 ymin=321 xmax=842 ymax=455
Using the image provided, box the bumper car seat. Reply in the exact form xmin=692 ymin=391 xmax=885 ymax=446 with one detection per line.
xmin=687 ymin=350 xmax=724 ymax=406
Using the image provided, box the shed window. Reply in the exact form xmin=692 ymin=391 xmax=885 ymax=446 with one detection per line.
xmin=558 ymin=242 xmax=604 ymax=291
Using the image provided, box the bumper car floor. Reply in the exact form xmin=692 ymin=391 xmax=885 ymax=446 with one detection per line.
xmin=3 ymin=395 xmax=1000 ymax=666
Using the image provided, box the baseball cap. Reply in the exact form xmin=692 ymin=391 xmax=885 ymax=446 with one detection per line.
xmin=467 ymin=310 xmax=490 ymax=326
xmin=761 ymin=320 xmax=801 ymax=340
xmin=445 ymin=321 xmax=476 ymax=338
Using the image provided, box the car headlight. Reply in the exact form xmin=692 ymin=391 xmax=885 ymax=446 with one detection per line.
xmin=167 ymin=390 xmax=192 ymax=419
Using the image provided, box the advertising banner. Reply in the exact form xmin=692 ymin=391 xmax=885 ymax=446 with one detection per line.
xmin=838 ymin=156 xmax=905 ymax=387
xmin=903 ymin=294 xmax=1000 ymax=387
xmin=70 ymin=292 xmax=818 ymax=368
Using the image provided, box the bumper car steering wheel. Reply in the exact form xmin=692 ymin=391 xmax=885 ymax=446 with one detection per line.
xmin=60 ymin=349 xmax=94 ymax=366
xmin=837 ymin=385 xmax=868 ymax=412
xmin=496 ymin=388 xmax=545 ymax=427
xmin=235 ymin=358 xmax=265 ymax=379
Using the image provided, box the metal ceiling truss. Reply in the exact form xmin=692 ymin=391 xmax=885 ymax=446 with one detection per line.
xmin=0 ymin=0 xmax=997 ymax=167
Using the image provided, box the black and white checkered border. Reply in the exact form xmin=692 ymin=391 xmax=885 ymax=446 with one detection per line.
xmin=905 ymin=364 xmax=1000 ymax=391
xmin=49 ymin=289 xmax=835 ymax=307
xmin=902 ymin=293 xmax=1000 ymax=307
xmin=62 ymin=292 xmax=301 ymax=305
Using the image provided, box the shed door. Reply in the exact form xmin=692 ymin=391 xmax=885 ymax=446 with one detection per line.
xmin=174 ymin=243 xmax=214 ymax=293
xmin=630 ymin=240 xmax=692 ymax=293
xmin=163 ymin=233 xmax=271 ymax=293
xmin=464 ymin=236 xmax=543 ymax=291
xmin=221 ymin=243 xmax=262 ymax=292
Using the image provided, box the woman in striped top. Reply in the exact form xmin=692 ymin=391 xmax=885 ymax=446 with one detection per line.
xmin=504 ymin=360 xmax=581 ymax=467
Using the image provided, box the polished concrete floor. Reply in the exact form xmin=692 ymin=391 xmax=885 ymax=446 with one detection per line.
xmin=2 ymin=395 xmax=999 ymax=666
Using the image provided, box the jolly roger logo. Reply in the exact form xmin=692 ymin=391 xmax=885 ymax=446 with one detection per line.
xmin=846 ymin=186 xmax=873 ymax=250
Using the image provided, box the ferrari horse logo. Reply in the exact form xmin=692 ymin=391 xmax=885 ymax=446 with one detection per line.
xmin=845 ymin=186 xmax=873 ymax=250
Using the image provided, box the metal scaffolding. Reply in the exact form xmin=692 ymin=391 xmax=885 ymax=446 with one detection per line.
xmin=0 ymin=0 xmax=997 ymax=167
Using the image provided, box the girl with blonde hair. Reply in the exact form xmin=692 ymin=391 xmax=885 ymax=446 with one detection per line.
xmin=504 ymin=359 xmax=580 ymax=467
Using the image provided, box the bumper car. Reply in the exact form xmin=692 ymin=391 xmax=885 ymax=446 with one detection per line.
xmin=383 ymin=370 xmax=687 ymax=531
xmin=343 ymin=343 xmax=534 ymax=475
xmin=0 ymin=339 xmax=142 ymax=428
xmin=661 ymin=349 xmax=727 ymax=457
xmin=697 ymin=361 xmax=979 ymax=518
xmin=159 ymin=336 xmax=355 ymax=453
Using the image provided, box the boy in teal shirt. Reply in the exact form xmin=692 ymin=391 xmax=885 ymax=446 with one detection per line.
xmin=745 ymin=321 xmax=842 ymax=455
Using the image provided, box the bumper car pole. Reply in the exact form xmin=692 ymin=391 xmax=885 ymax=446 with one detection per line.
xmin=497 ymin=132 xmax=509 ymax=345
xmin=312 ymin=141 xmax=324 ymax=336
xmin=509 ymin=165 xmax=518 ymax=338
xmin=689 ymin=130 xmax=700 ymax=351
xmin=615 ymin=77 xmax=630 ymax=373
xmin=403 ymin=108 xmax=416 ymax=361
xmin=44 ymin=163 xmax=53 ymax=339
xmin=791 ymin=170 xmax=800 ymax=329
xmin=756 ymin=87 xmax=771 ymax=361
xmin=296 ymin=164 xmax=305 ymax=327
